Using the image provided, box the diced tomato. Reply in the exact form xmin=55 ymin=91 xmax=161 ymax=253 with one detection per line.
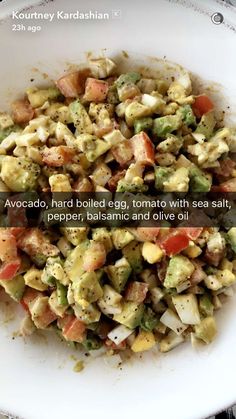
xmin=73 ymin=178 xmax=94 ymax=193
xmin=212 ymin=178 xmax=236 ymax=192
xmin=17 ymin=228 xmax=59 ymax=257
xmin=107 ymin=170 xmax=126 ymax=192
xmin=125 ymin=281 xmax=148 ymax=303
xmin=21 ymin=288 xmax=42 ymax=311
xmin=11 ymin=99 xmax=34 ymax=124
xmin=57 ymin=313 xmax=74 ymax=330
xmin=35 ymin=303 xmax=58 ymax=329
xmin=133 ymin=227 xmax=160 ymax=242
xmin=105 ymin=338 xmax=127 ymax=350
xmin=0 ymin=258 xmax=21 ymax=280
xmin=84 ymin=78 xmax=109 ymax=102
xmin=130 ymin=132 xmax=155 ymax=165
xmin=56 ymin=69 xmax=90 ymax=97
xmin=9 ymin=227 xmax=26 ymax=238
xmin=93 ymin=121 xmax=114 ymax=138
xmin=111 ymin=141 xmax=133 ymax=166
xmin=42 ymin=146 xmax=75 ymax=167
xmin=192 ymin=95 xmax=214 ymax=118
xmin=62 ymin=316 xmax=86 ymax=343
xmin=190 ymin=261 xmax=206 ymax=285
xmin=0 ymin=229 xmax=18 ymax=262
xmin=214 ymin=158 xmax=236 ymax=178
xmin=160 ymin=233 xmax=190 ymax=256
xmin=83 ymin=242 xmax=106 ymax=272
xmin=178 ymin=227 xmax=203 ymax=241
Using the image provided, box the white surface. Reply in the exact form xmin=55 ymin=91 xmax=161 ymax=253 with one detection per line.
xmin=0 ymin=1 xmax=236 ymax=419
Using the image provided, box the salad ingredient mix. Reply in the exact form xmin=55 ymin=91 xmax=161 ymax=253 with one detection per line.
xmin=0 ymin=56 xmax=236 ymax=359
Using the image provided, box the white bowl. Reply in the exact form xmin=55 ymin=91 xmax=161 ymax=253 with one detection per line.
xmin=0 ymin=1 xmax=236 ymax=419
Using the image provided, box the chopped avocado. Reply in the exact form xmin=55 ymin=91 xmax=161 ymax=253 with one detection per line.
xmin=194 ymin=316 xmax=217 ymax=344
xmin=107 ymin=85 xmax=119 ymax=104
xmin=82 ymin=331 xmax=102 ymax=351
xmin=27 ymin=87 xmax=61 ymax=108
xmin=189 ymin=166 xmax=211 ymax=192
xmin=154 ymin=166 xmax=173 ymax=190
xmin=199 ymin=294 xmax=214 ymax=317
xmin=115 ymin=72 xmax=141 ymax=89
xmin=49 ymin=291 xmax=68 ymax=317
xmin=113 ymin=302 xmax=144 ymax=329
xmin=76 ymin=134 xmax=111 ymax=162
xmin=164 ymin=255 xmax=195 ymax=289
xmin=92 ymin=227 xmax=113 ymax=253
xmin=152 ymin=114 xmax=182 ymax=138
xmin=116 ymin=178 xmax=148 ymax=193
xmin=172 ymin=294 xmax=201 ymax=325
xmin=122 ymin=241 xmax=143 ymax=273
xmin=134 ymin=117 xmax=153 ymax=134
xmin=73 ymin=271 xmax=103 ymax=304
xmin=125 ymin=102 xmax=151 ymax=126
xmin=74 ymin=303 xmax=101 ymax=324
xmin=140 ymin=307 xmax=158 ymax=331
xmin=31 ymin=253 xmax=47 ymax=268
xmin=0 ymin=125 xmax=21 ymax=142
xmin=56 ymin=281 xmax=68 ymax=306
xmin=61 ymin=227 xmax=88 ymax=246
xmin=42 ymin=256 xmax=67 ymax=286
xmin=0 ymin=275 xmax=25 ymax=302
xmin=1 ymin=156 xmax=40 ymax=192
xmin=156 ymin=134 xmax=183 ymax=154
xmin=177 ymin=105 xmax=196 ymax=126
xmin=106 ymin=257 xmax=132 ymax=292
xmin=227 ymin=227 xmax=236 ymax=252
xmin=111 ymin=228 xmax=134 ymax=249
xmin=64 ymin=240 xmax=90 ymax=282
xmin=24 ymin=268 xmax=48 ymax=291
xmin=69 ymin=100 xmax=93 ymax=134
xmin=195 ymin=111 xmax=216 ymax=139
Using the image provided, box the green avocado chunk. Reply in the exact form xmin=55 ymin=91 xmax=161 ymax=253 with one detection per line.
xmin=56 ymin=281 xmax=68 ymax=306
xmin=154 ymin=166 xmax=173 ymax=190
xmin=152 ymin=114 xmax=182 ymax=138
xmin=122 ymin=241 xmax=143 ymax=273
xmin=1 ymin=156 xmax=40 ymax=192
xmin=115 ymin=72 xmax=141 ymax=89
xmin=113 ymin=302 xmax=145 ymax=329
xmin=69 ymin=100 xmax=93 ymax=134
xmin=0 ymin=275 xmax=25 ymax=302
xmin=164 ymin=255 xmax=195 ymax=289
xmin=189 ymin=166 xmax=211 ymax=192
xmin=73 ymin=271 xmax=103 ymax=304
xmin=195 ymin=111 xmax=216 ymax=139
xmin=106 ymin=257 xmax=132 ymax=293
xmin=178 ymin=105 xmax=196 ymax=126
xmin=116 ymin=179 xmax=148 ymax=193
xmin=134 ymin=117 xmax=153 ymax=134
xmin=140 ymin=307 xmax=159 ymax=331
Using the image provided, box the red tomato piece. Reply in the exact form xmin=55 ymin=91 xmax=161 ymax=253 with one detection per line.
xmin=84 ymin=78 xmax=109 ymax=102
xmin=21 ymin=288 xmax=42 ymax=311
xmin=42 ymin=146 xmax=75 ymax=167
xmin=178 ymin=227 xmax=203 ymax=241
xmin=62 ymin=316 xmax=86 ymax=343
xmin=205 ymin=248 xmax=225 ymax=267
xmin=190 ymin=261 xmax=206 ymax=285
xmin=212 ymin=178 xmax=236 ymax=192
xmin=134 ymin=227 xmax=160 ymax=242
xmin=214 ymin=158 xmax=236 ymax=178
xmin=17 ymin=228 xmax=59 ymax=257
xmin=130 ymin=132 xmax=155 ymax=165
xmin=0 ymin=258 xmax=21 ymax=280
xmin=83 ymin=242 xmax=106 ymax=272
xmin=192 ymin=95 xmax=214 ymax=118
xmin=160 ymin=233 xmax=190 ymax=256
xmin=56 ymin=69 xmax=90 ymax=97
xmin=125 ymin=281 xmax=148 ymax=303
xmin=111 ymin=141 xmax=133 ymax=166
xmin=11 ymin=99 xmax=34 ymax=124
